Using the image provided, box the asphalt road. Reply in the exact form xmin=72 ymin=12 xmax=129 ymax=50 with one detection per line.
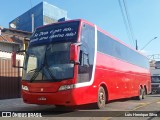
xmin=0 ymin=94 xmax=160 ymax=120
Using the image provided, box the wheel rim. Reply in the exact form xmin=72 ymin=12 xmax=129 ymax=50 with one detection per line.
xmin=100 ymin=92 xmax=105 ymax=103
xmin=98 ymin=89 xmax=105 ymax=107
xmin=138 ymin=88 xmax=143 ymax=100
xmin=142 ymin=89 xmax=146 ymax=99
xmin=140 ymin=89 xmax=142 ymax=98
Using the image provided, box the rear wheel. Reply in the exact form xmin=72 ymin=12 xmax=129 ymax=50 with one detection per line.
xmin=142 ymin=88 xmax=146 ymax=99
xmin=96 ymin=86 xmax=106 ymax=109
xmin=136 ymin=87 xmax=143 ymax=100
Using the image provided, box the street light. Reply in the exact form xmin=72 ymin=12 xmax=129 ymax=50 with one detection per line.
xmin=140 ymin=37 xmax=158 ymax=51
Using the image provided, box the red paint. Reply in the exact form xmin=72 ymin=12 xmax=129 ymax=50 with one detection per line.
xmin=70 ymin=44 xmax=79 ymax=62
xmin=95 ymin=52 xmax=150 ymax=100
xmin=21 ymin=19 xmax=151 ymax=106
xmin=22 ymin=80 xmax=97 ymax=105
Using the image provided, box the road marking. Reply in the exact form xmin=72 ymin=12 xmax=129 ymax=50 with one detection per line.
xmin=156 ymin=101 xmax=160 ymax=104
xmin=102 ymin=99 xmax=160 ymax=120
xmin=130 ymin=100 xmax=160 ymax=111
xmin=102 ymin=117 xmax=112 ymax=120
xmin=131 ymin=103 xmax=147 ymax=111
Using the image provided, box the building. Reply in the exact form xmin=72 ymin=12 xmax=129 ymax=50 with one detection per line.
xmin=0 ymin=26 xmax=31 ymax=99
xmin=1 ymin=1 xmax=67 ymax=100
xmin=0 ymin=27 xmax=31 ymax=52
xmin=9 ymin=1 xmax=68 ymax=32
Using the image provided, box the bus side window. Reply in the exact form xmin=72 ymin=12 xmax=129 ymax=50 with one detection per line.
xmin=79 ymin=50 xmax=89 ymax=73
xmin=77 ymin=22 xmax=95 ymax=83
xmin=79 ymin=50 xmax=89 ymax=67
xmin=79 ymin=50 xmax=83 ymax=66
xmin=83 ymin=52 xmax=89 ymax=67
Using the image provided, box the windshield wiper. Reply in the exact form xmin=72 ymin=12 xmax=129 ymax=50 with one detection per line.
xmin=30 ymin=53 xmax=57 ymax=82
xmin=28 ymin=68 xmax=38 ymax=73
xmin=29 ymin=63 xmax=57 ymax=82
xmin=30 ymin=65 xmax=43 ymax=82
xmin=44 ymin=65 xmax=57 ymax=81
xmin=43 ymin=45 xmax=57 ymax=81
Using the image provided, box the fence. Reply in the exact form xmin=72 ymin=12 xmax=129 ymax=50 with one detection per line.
xmin=0 ymin=58 xmax=21 ymax=99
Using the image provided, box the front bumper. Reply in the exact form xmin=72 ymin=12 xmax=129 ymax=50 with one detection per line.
xmin=22 ymin=90 xmax=77 ymax=106
xmin=22 ymin=86 xmax=97 ymax=106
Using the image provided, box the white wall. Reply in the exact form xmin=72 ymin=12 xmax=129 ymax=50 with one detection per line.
xmin=0 ymin=51 xmax=24 ymax=75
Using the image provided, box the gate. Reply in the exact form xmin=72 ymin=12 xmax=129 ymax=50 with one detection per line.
xmin=0 ymin=58 xmax=21 ymax=99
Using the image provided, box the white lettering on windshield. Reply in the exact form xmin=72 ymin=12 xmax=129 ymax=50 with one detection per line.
xmin=31 ymin=23 xmax=78 ymax=44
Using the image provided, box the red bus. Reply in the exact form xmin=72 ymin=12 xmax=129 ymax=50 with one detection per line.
xmin=12 ymin=19 xmax=151 ymax=109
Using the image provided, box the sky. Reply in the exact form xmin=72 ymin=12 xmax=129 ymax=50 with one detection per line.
xmin=0 ymin=0 xmax=160 ymax=56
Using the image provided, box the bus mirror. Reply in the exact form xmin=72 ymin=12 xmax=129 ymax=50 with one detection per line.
xmin=70 ymin=44 xmax=79 ymax=63
xmin=11 ymin=52 xmax=16 ymax=67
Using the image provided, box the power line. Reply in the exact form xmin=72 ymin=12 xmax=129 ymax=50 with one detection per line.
xmin=122 ymin=0 xmax=136 ymax=46
xmin=30 ymin=0 xmax=33 ymax=8
xmin=118 ymin=0 xmax=133 ymax=46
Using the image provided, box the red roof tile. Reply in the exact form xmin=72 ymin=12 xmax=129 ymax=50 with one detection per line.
xmin=0 ymin=36 xmax=15 ymax=43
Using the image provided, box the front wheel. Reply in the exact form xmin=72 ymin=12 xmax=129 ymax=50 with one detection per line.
xmin=96 ymin=86 xmax=106 ymax=109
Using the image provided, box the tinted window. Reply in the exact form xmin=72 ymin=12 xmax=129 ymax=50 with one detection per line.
xmin=78 ymin=23 xmax=95 ymax=83
xmin=97 ymin=31 xmax=149 ymax=69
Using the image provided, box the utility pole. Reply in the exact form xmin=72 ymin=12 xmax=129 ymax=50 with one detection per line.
xmin=31 ymin=14 xmax=34 ymax=32
xmin=136 ymin=40 xmax=138 ymax=50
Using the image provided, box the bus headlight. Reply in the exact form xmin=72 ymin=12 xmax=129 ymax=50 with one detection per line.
xmin=59 ymin=84 xmax=74 ymax=91
xmin=22 ymin=85 xmax=29 ymax=91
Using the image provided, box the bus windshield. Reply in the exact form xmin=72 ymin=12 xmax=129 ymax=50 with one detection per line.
xmin=22 ymin=42 xmax=74 ymax=82
xmin=151 ymin=76 xmax=160 ymax=83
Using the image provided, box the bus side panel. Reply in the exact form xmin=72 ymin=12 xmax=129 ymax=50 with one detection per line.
xmin=96 ymin=52 xmax=150 ymax=101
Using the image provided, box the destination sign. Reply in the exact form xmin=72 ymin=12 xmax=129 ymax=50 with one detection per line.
xmin=30 ymin=21 xmax=79 ymax=45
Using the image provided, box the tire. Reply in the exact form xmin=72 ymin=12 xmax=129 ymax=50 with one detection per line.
xmin=96 ymin=86 xmax=106 ymax=109
xmin=142 ymin=88 xmax=146 ymax=99
xmin=136 ymin=87 xmax=143 ymax=100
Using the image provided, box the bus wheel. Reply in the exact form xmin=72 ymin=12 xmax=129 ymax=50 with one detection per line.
xmin=97 ymin=86 xmax=106 ymax=109
xmin=137 ymin=87 xmax=143 ymax=100
xmin=142 ymin=88 xmax=146 ymax=99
